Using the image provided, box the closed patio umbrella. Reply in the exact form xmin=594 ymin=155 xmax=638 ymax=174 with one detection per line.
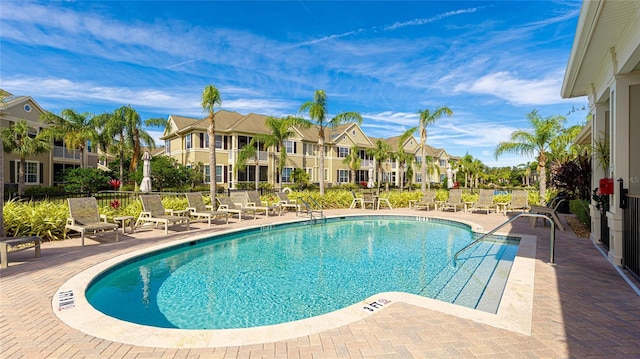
xmin=140 ymin=151 xmax=152 ymax=193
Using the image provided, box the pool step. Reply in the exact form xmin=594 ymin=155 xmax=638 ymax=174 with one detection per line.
xmin=434 ymin=240 xmax=516 ymax=313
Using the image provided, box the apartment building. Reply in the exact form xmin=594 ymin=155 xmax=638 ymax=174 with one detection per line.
xmin=161 ymin=110 xmax=458 ymax=189
xmin=0 ymin=92 xmax=99 ymax=192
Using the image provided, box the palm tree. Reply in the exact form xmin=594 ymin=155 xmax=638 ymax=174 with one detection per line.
xmin=94 ymin=110 xmax=129 ymax=187
xmin=424 ymin=155 xmax=441 ymax=187
xmin=495 ymin=109 xmax=565 ymax=204
xmin=459 ymin=153 xmax=475 ymax=188
xmin=549 ymin=123 xmax=585 ymax=166
xmin=342 ymin=145 xmax=361 ymax=185
xmin=40 ymin=109 xmax=98 ymax=169
xmin=299 ymin=90 xmax=362 ymax=195
xmin=94 ymin=106 xmax=162 ymax=188
xmin=0 ymin=120 xmax=51 ymax=196
xmin=471 ymin=158 xmax=484 ymax=188
xmin=417 ymin=106 xmax=453 ymax=194
xmin=201 ymin=85 xmax=222 ymax=203
xmin=237 ymin=116 xmax=312 ymax=190
xmin=367 ymin=139 xmax=392 ymax=192
xmin=236 ymin=141 xmax=260 ymax=190
xmin=396 ymin=127 xmax=417 ymax=191
xmin=119 ymin=105 xmax=165 ymax=172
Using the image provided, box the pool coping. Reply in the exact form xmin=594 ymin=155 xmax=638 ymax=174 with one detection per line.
xmin=52 ymin=214 xmax=536 ymax=348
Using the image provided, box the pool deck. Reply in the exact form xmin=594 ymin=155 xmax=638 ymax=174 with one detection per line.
xmin=2 ymin=207 xmax=640 ymax=358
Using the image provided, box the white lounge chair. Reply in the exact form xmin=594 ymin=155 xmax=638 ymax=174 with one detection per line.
xmin=349 ymin=190 xmax=364 ymax=209
xmin=217 ymin=196 xmax=256 ymax=221
xmin=135 ymin=195 xmax=190 ymax=234
xmin=471 ymin=189 xmax=495 ymax=214
xmin=506 ymin=190 xmax=530 ymax=213
xmin=246 ymin=191 xmax=281 ymax=216
xmin=65 ymin=197 xmax=119 ymax=246
xmin=442 ymin=189 xmax=464 ymax=212
xmin=276 ymin=192 xmax=302 ymax=215
xmin=414 ymin=190 xmax=437 ymax=211
xmin=185 ymin=192 xmax=229 ymax=226
xmin=377 ymin=192 xmax=392 ymax=210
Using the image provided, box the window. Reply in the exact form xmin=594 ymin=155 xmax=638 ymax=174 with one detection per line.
xmin=165 ymin=140 xmax=171 ymax=154
xmin=16 ymin=161 xmax=39 ymax=184
xmin=337 ymin=146 xmax=349 ymax=158
xmin=216 ymin=165 xmax=223 ymax=183
xmin=338 ymin=169 xmax=349 ymax=183
xmin=415 ymin=156 xmax=422 ymax=164
xmin=303 ymin=143 xmax=315 ymax=155
xmin=284 ymin=140 xmax=294 ymax=154
xmin=324 ymin=168 xmax=329 ymax=181
xmin=87 ymin=140 xmax=93 ymax=153
xmin=215 ymin=135 xmax=223 ymax=149
xmin=27 ymin=126 xmax=37 ymax=139
xmin=386 ymin=172 xmax=396 ymax=183
xmin=282 ymin=167 xmax=293 ymax=183
xmin=416 ymin=173 xmax=422 ymax=183
xmin=439 ymin=159 xmax=446 ymax=167
xmin=186 ymin=134 xmax=192 ymax=149
xmin=305 ymin=168 xmax=314 ymax=181
xmin=204 ymin=165 xmax=210 ymax=183
xmin=200 ymin=133 xmax=209 ymax=148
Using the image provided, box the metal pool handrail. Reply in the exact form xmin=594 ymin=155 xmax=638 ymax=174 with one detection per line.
xmin=453 ymin=213 xmax=556 ymax=265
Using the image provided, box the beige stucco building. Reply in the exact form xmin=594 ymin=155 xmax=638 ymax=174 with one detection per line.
xmin=161 ymin=111 xmax=458 ymax=190
xmin=0 ymin=93 xmax=99 ymax=193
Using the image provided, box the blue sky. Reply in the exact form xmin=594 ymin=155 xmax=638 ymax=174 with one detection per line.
xmin=0 ymin=0 xmax=588 ymax=167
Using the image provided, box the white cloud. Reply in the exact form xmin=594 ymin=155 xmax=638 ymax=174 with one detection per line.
xmin=454 ymin=71 xmax=581 ymax=106
xmin=384 ymin=7 xmax=480 ymax=31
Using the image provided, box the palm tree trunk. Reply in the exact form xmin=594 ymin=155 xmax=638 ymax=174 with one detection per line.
xmin=254 ymin=159 xmax=259 ymax=191
xmin=539 ymin=162 xmax=547 ymax=205
xmin=209 ymin=122 xmax=217 ymax=204
xmin=318 ymin=138 xmax=325 ymax=195
xmin=18 ymin=158 xmax=25 ymax=196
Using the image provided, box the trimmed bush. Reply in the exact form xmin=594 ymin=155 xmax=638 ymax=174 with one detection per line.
xmin=569 ymin=199 xmax=590 ymax=225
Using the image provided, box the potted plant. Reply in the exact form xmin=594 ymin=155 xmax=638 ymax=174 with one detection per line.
xmin=593 ymin=133 xmax=613 ymax=195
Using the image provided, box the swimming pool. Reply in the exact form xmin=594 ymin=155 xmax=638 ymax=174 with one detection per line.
xmin=85 ymin=216 xmax=519 ymax=330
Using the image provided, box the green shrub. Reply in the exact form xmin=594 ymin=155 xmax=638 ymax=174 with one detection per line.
xmin=570 ymin=199 xmax=590 ymax=225
xmin=24 ymin=185 xmax=66 ymax=196
xmin=64 ymin=168 xmax=112 ymax=193
xmin=3 ymin=199 xmax=67 ymax=240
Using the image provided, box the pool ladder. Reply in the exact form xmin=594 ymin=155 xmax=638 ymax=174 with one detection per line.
xmin=453 ymin=213 xmax=556 ymax=266
xmin=300 ymin=197 xmax=325 ymax=223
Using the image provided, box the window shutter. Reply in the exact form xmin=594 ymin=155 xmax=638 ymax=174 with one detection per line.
xmin=224 ymin=166 xmax=228 ymax=183
xmin=223 ymin=136 xmax=228 ymax=150
xmin=199 ymin=133 xmax=204 ymax=148
xmin=40 ymin=163 xmax=44 ymax=184
xmin=10 ymin=161 xmax=15 ymax=183
xmin=293 ymin=142 xmax=297 ymax=154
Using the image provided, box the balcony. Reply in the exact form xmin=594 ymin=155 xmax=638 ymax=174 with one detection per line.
xmin=53 ymin=146 xmax=80 ymax=160
xmin=229 ymin=149 xmax=268 ymax=162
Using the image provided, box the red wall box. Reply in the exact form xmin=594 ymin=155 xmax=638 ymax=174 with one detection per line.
xmin=599 ymin=178 xmax=614 ymax=195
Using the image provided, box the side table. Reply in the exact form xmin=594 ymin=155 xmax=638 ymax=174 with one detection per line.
xmin=114 ymin=215 xmax=135 ymax=236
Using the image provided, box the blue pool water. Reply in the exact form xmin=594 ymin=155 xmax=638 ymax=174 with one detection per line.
xmin=86 ymin=216 xmax=519 ymax=330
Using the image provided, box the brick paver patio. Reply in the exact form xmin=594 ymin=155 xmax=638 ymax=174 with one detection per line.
xmin=2 ymin=208 xmax=640 ymax=358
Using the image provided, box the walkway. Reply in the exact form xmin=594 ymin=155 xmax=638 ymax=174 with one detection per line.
xmin=1 ymin=208 xmax=639 ymax=358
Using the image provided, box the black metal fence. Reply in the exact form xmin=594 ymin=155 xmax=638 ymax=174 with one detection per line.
xmin=623 ymin=194 xmax=640 ymax=281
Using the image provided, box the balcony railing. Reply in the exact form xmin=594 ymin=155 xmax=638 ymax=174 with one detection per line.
xmin=53 ymin=146 xmax=80 ymax=160
xmin=229 ymin=150 xmax=268 ymax=162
